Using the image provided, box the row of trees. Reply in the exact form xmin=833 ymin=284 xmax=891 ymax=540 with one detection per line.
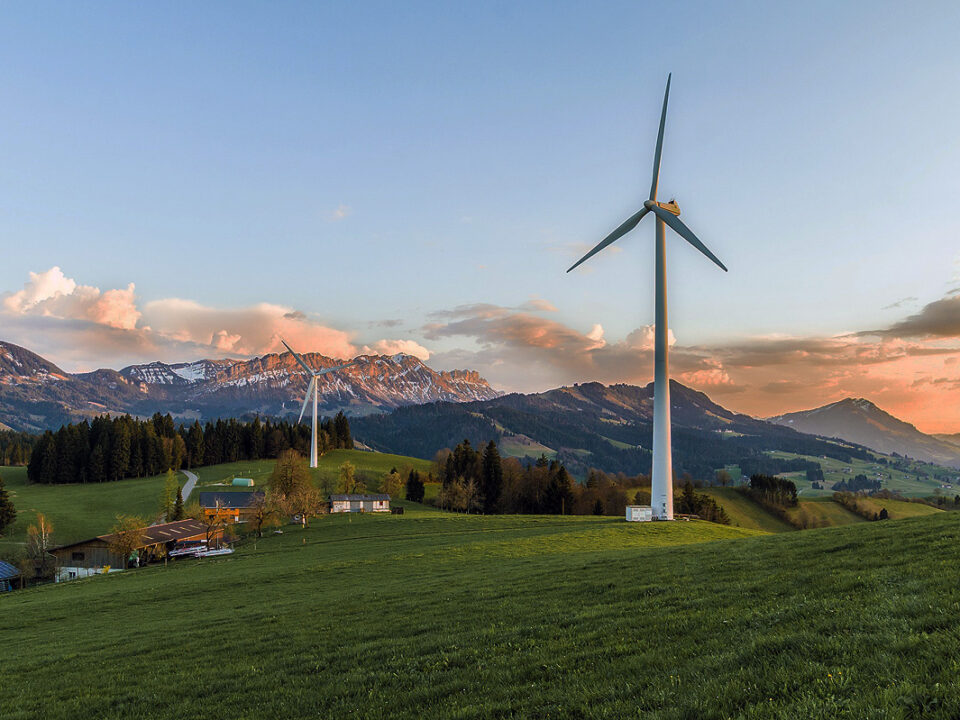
xmin=430 ymin=439 xmax=731 ymax=522
xmin=26 ymin=412 xmax=353 ymax=485
xmin=0 ymin=430 xmax=34 ymax=466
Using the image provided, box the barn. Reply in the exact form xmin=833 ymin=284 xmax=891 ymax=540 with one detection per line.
xmin=329 ymin=494 xmax=391 ymax=513
xmin=52 ymin=518 xmax=213 ymax=581
xmin=199 ymin=491 xmax=265 ymax=523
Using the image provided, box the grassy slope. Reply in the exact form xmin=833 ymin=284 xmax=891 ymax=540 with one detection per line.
xmin=766 ymin=450 xmax=946 ymax=497
xmin=701 ymin=487 xmax=795 ymax=533
xmin=0 ymin=465 xmax=170 ymax=550
xmin=0 ymin=451 xmax=433 ymax=549
xmin=6 ymin=513 xmax=960 ymax=717
xmin=857 ymin=497 xmax=944 ymax=520
xmin=787 ymin=497 xmax=866 ymax=528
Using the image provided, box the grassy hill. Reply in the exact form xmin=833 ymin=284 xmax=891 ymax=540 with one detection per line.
xmin=5 ymin=510 xmax=960 ymax=717
xmin=700 ymin=487 xmax=795 ymax=533
xmin=0 ymin=450 xmax=433 ymax=549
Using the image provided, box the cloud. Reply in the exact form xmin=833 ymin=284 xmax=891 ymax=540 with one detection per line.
xmin=882 ymin=296 xmax=918 ymax=310
xmin=876 ymin=295 xmax=960 ymax=338
xmin=362 ymin=339 xmax=431 ymax=361
xmin=3 ymin=267 xmax=140 ymax=330
xmin=1 ymin=267 xmax=360 ymax=369
xmin=328 ymin=204 xmax=352 ymax=221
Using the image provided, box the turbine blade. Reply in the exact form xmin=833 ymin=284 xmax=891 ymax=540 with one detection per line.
xmin=649 ymin=73 xmax=671 ymax=202
xmin=281 ymin=338 xmax=316 ymax=376
xmin=567 ymin=207 xmax=649 ymax=273
xmin=649 ymin=204 xmax=728 ymax=272
xmin=298 ymin=376 xmax=316 ymax=424
xmin=315 ymin=359 xmax=359 ymax=376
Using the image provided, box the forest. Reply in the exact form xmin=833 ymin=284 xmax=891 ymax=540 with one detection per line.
xmin=26 ymin=412 xmax=353 ymax=484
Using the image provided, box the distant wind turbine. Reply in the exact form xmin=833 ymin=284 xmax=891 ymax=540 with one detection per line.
xmin=567 ymin=74 xmax=727 ymax=520
xmin=281 ymin=338 xmax=358 ymax=468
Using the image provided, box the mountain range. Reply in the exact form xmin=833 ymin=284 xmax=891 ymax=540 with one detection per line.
xmin=0 ymin=340 xmax=498 ymax=432
xmin=351 ymin=380 xmax=881 ymax=477
xmin=3 ymin=338 xmax=959 ymax=475
xmin=768 ymin=398 xmax=960 ymax=468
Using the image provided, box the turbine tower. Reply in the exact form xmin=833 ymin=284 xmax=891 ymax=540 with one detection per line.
xmin=567 ymin=75 xmax=727 ymax=520
xmin=281 ymin=338 xmax=358 ymax=468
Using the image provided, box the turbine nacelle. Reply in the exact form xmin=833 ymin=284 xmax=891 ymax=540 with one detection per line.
xmin=644 ymin=199 xmax=681 ymax=216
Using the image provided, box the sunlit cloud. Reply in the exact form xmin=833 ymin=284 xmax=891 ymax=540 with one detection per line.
xmin=328 ymin=204 xmax=352 ymax=221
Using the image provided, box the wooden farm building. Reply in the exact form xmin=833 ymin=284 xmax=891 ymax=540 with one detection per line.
xmin=198 ymin=491 xmax=265 ymax=524
xmin=329 ymin=494 xmax=391 ymax=513
xmin=52 ymin=518 xmax=214 ymax=581
xmin=0 ymin=560 xmax=22 ymax=591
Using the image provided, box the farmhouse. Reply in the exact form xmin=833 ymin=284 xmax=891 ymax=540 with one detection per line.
xmin=198 ymin=491 xmax=265 ymax=523
xmin=52 ymin=518 xmax=213 ymax=581
xmin=330 ymin=494 xmax=391 ymax=513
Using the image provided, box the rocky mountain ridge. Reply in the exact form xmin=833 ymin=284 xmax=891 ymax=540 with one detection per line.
xmin=0 ymin=340 xmax=499 ymax=432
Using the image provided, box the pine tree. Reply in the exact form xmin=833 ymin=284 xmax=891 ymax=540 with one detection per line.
xmin=0 ymin=474 xmax=16 ymax=534
xmin=481 ymin=441 xmax=503 ymax=514
xmin=405 ymin=469 xmax=425 ymax=503
xmin=173 ymin=486 xmax=185 ymax=520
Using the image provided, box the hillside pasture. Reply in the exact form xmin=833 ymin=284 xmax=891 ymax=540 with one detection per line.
xmin=0 ymin=450 xmax=433 ymax=551
xmin=700 ymin=487 xmax=795 ymax=533
xmin=0 ymin=465 xmax=170 ymax=549
xmin=5 ymin=510 xmax=960 ymax=717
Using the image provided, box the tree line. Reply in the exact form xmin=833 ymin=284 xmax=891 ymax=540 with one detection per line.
xmin=26 ymin=411 xmax=353 ymax=484
xmin=0 ymin=430 xmax=34 ymax=466
xmin=429 ymin=439 xmax=730 ymax=522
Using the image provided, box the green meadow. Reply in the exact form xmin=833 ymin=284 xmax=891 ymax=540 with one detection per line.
xmin=4 ymin=508 xmax=960 ymax=718
xmin=0 ymin=450 xmax=433 ymax=549
xmin=0 ymin=465 xmax=170 ymax=549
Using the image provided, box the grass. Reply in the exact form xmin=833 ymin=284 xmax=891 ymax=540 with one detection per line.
xmin=0 ymin=465 xmax=171 ymax=549
xmin=787 ymin=497 xmax=866 ymax=528
xmin=5 ymin=510 xmax=960 ymax=717
xmin=700 ymin=487 xmax=795 ymax=533
xmin=856 ymin=497 xmax=944 ymax=521
xmin=0 ymin=450 xmax=434 ymax=550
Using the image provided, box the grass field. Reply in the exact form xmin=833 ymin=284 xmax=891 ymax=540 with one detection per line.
xmin=0 ymin=450 xmax=434 ymax=551
xmin=0 ymin=465 xmax=171 ymax=550
xmin=856 ymin=497 xmax=944 ymax=521
xmin=700 ymin=487 xmax=795 ymax=533
xmin=5 ymin=510 xmax=960 ymax=717
xmin=787 ymin=496 xmax=867 ymax=528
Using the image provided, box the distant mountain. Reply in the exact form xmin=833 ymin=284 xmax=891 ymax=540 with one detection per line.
xmin=0 ymin=340 xmax=499 ymax=432
xmin=935 ymin=433 xmax=960 ymax=449
xmin=352 ymin=380 xmax=878 ymax=478
xmin=768 ymin=398 xmax=960 ymax=469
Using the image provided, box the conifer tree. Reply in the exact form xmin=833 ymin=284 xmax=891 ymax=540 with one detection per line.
xmin=481 ymin=440 xmax=503 ymax=514
xmin=173 ymin=486 xmax=185 ymax=520
xmin=0 ymin=474 xmax=15 ymax=534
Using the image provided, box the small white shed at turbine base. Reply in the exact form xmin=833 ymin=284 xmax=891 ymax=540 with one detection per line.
xmin=329 ymin=494 xmax=391 ymax=513
xmin=626 ymin=505 xmax=653 ymax=522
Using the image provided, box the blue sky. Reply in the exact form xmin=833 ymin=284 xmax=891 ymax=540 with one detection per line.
xmin=2 ymin=2 xmax=960 ymax=428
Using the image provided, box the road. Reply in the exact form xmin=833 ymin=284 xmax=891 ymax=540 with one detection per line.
xmin=180 ymin=470 xmax=198 ymax=502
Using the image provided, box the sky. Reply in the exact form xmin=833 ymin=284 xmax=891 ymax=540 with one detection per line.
xmin=1 ymin=1 xmax=960 ymax=432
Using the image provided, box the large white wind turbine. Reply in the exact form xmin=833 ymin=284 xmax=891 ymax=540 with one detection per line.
xmin=281 ymin=339 xmax=358 ymax=468
xmin=567 ymin=74 xmax=727 ymax=520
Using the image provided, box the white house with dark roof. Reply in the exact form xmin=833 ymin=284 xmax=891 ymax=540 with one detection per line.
xmin=329 ymin=494 xmax=390 ymax=513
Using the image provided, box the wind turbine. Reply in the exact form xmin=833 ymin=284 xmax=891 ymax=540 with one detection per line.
xmin=281 ymin=338 xmax=358 ymax=468
xmin=567 ymin=74 xmax=727 ymax=520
